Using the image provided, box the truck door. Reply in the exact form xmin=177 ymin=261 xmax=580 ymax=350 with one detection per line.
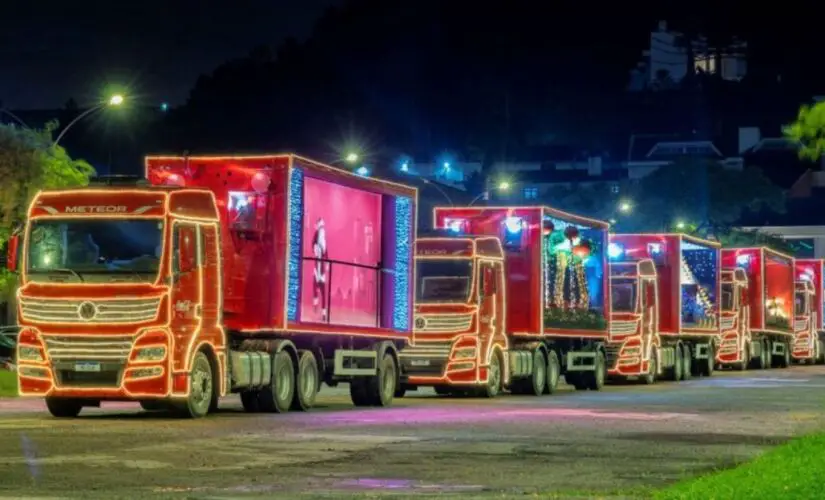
xmin=170 ymin=222 xmax=203 ymax=372
xmin=479 ymin=261 xmax=501 ymax=350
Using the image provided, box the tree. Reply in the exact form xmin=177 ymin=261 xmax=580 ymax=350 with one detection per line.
xmin=624 ymin=159 xmax=784 ymax=239
xmin=542 ymin=182 xmax=628 ymax=221
xmin=784 ymin=101 xmax=825 ymax=161
xmin=0 ymin=122 xmax=95 ymax=302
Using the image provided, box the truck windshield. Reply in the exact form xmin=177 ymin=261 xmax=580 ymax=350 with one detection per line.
xmin=611 ymin=281 xmax=636 ymax=312
xmin=26 ymin=219 xmax=164 ymax=281
xmin=415 ymin=259 xmax=473 ymax=303
xmin=721 ymin=283 xmax=735 ymax=311
xmin=795 ymin=291 xmax=807 ymax=316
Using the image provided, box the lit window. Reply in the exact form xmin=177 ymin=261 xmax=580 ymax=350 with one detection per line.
xmin=611 ymin=184 xmax=620 ymax=194
xmin=523 ymin=187 xmax=538 ymax=200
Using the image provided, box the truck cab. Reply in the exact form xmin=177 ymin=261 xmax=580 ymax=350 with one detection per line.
xmin=717 ymin=268 xmax=750 ymax=368
xmin=13 ymin=187 xmax=227 ymax=417
xmin=399 ymin=235 xmax=508 ymax=394
xmin=606 ymin=259 xmax=658 ymax=380
xmin=792 ymin=279 xmax=817 ymax=361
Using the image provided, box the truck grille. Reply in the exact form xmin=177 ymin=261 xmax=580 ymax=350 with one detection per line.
xmin=44 ymin=335 xmax=134 ymax=362
xmin=414 ymin=314 xmax=473 ymax=333
xmin=20 ymin=297 xmax=161 ymax=324
xmin=399 ymin=341 xmax=452 ymax=376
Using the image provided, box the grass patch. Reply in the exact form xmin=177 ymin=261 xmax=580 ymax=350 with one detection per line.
xmin=655 ymin=432 xmax=825 ymax=499
xmin=0 ymin=368 xmax=17 ymax=397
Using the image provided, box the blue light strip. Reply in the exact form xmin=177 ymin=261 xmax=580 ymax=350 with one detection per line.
xmin=393 ymin=196 xmax=413 ymax=330
xmin=287 ymin=167 xmax=304 ymax=321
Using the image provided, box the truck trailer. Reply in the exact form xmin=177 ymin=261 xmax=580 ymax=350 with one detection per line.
xmin=398 ymin=206 xmax=611 ymax=397
xmin=607 ymin=234 xmax=721 ymax=383
xmin=12 ymin=154 xmax=417 ymax=418
xmin=792 ymin=258 xmax=825 ymax=364
xmin=719 ymin=247 xmax=795 ymax=369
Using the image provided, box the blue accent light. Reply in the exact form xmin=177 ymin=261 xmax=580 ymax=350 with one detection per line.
xmin=504 ymin=216 xmax=523 ymax=234
xmin=356 ymin=166 xmax=369 ymax=176
xmin=736 ymin=254 xmax=750 ymax=267
xmin=393 ymin=196 xmax=412 ymax=331
xmin=400 ymin=162 xmax=409 ymax=172
xmin=647 ymin=243 xmax=663 ymax=255
xmin=608 ymin=242 xmax=624 ymax=260
xmin=287 ymin=168 xmax=304 ymax=321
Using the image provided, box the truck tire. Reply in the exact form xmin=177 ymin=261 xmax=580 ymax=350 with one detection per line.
xmin=817 ymin=340 xmax=825 ymax=365
xmin=780 ymin=342 xmax=791 ymax=368
xmin=758 ymin=340 xmax=770 ymax=369
xmin=680 ymin=344 xmax=692 ymax=380
xmin=291 ymin=351 xmax=319 ymax=412
xmin=524 ymin=349 xmax=547 ymax=396
xmin=352 ymin=351 xmax=397 ymax=407
xmin=45 ymin=397 xmax=82 ymax=418
xmin=479 ymin=351 xmax=502 ymax=398
xmin=669 ymin=345 xmax=683 ymax=381
xmin=240 ymin=390 xmax=261 ymax=412
xmin=544 ymin=350 xmax=561 ymax=394
xmin=738 ymin=343 xmax=750 ymax=371
xmin=259 ymin=350 xmax=295 ymax=413
xmin=585 ymin=351 xmax=606 ymax=391
xmin=179 ymin=351 xmax=214 ymax=418
xmin=698 ymin=343 xmax=715 ymax=377
xmin=641 ymin=352 xmax=656 ymax=385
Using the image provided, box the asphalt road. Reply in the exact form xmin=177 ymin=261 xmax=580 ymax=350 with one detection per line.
xmin=0 ymin=366 xmax=824 ymax=499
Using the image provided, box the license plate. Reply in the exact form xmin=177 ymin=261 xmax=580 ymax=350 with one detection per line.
xmin=410 ymin=360 xmax=430 ymax=367
xmin=74 ymin=362 xmax=101 ymax=373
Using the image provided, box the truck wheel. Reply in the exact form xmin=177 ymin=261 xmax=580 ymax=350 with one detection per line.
xmin=670 ymin=345 xmax=683 ymax=381
xmin=738 ymin=343 xmax=750 ymax=371
xmin=757 ymin=340 xmax=769 ymax=369
xmin=544 ymin=350 xmax=561 ymax=394
xmin=45 ymin=397 xmax=83 ymax=418
xmin=642 ymin=352 xmax=656 ymax=385
xmin=817 ymin=341 xmax=825 ymax=364
xmin=479 ymin=351 xmax=502 ymax=398
xmin=291 ymin=351 xmax=319 ymax=412
xmin=259 ymin=350 xmax=295 ymax=413
xmin=681 ymin=344 xmax=692 ymax=380
xmin=522 ymin=349 xmax=547 ymax=396
xmin=699 ymin=344 xmax=715 ymax=377
xmin=240 ymin=390 xmax=261 ymax=412
xmin=781 ymin=342 xmax=791 ymax=368
xmin=179 ymin=351 xmax=214 ymax=418
xmin=366 ymin=351 xmax=397 ymax=407
xmin=585 ymin=351 xmax=606 ymax=390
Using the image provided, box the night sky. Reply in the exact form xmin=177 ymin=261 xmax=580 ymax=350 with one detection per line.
xmin=1 ymin=1 xmax=339 ymax=109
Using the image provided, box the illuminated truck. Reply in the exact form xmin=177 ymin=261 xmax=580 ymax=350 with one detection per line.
xmin=11 ymin=154 xmax=417 ymax=418
xmin=398 ymin=206 xmax=610 ymax=397
xmin=607 ymin=234 xmax=721 ymax=383
xmin=719 ymin=247 xmax=794 ymax=369
xmin=792 ymin=259 xmax=825 ymax=364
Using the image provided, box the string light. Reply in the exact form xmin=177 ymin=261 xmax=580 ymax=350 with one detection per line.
xmin=393 ymin=196 xmax=413 ymax=330
xmin=286 ymin=167 xmax=303 ymax=321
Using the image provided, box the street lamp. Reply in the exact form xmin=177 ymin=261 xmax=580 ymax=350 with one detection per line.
xmin=618 ymin=200 xmax=632 ymax=213
xmin=468 ymin=180 xmax=512 ymax=206
xmin=345 ymin=152 xmax=359 ymax=164
xmin=53 ymin=94 xmax=125 ymax=146
xmin=0 ymin=107 xmax=28 ymax=128
xmin=675 ymin=221 xmax=686 ymax=230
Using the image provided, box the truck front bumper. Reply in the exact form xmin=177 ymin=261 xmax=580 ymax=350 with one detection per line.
xmin=16 ymin=327 xmax=172 ymax=400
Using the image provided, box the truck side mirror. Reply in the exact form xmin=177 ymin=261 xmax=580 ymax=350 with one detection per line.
xmin=6 ymin=234 xmax=19 ymax=273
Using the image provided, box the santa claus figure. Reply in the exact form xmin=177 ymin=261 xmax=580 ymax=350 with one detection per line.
xmin=312 ymin=218 xmax=328 ymax=321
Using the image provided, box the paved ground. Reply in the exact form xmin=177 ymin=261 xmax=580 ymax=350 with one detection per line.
xmin=0 ymin=366 xmax=824 ymax=499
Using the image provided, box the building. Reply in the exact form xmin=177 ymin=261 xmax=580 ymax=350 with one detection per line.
xmin=628 ymin=21 xmax=747 ymax=92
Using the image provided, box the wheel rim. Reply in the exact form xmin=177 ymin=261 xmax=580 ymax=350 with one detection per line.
xmin=301 ymin=362 xmax=317 ymax=402
xmin=191 ymin=356 xmax=212 ymax=414
xmin=548 ymin=357 xmax=559 ymax=388
xmin=381 ymin=358 xmax=395 ymax=403
xmin=489 ymin=356 xmax=501 ymax=393
xmin=277 ymin=362 xmax=292 ymax=402
xmin=535 ymin=356 xmax=546 ymax=391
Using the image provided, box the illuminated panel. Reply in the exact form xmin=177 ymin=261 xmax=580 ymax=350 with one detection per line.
xmin=393 ymin=196 xmax=413 ymax=330
xmin=287 ymin=167 xmax=304 ymax=321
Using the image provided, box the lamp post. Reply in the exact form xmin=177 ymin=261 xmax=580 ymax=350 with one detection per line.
xmin=468 ymin=181 xmax=512 ymax=206
xmin=53 ymin=94 xmax=125 ymax=146
xmin=0 ymin=107 xmax=28 ymax=128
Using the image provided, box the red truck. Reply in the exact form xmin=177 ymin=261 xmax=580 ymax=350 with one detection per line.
xmin=792 ymin=258 xmax=825 ymax=364
xmin=607 ymin=234 xmax=721 ymax=383
xmin=398 ymin=206 xmax=611 ymax=397
xmin=11 ymin=154 xmax=417 ymax=418
xmin=719 ymin=247 xmax=795 ymax=369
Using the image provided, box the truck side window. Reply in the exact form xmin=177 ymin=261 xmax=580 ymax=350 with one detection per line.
xmin=173 ymin=224 xmax=198 ymax=275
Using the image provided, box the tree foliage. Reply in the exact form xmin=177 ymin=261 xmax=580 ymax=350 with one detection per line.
xmin=621 ymin=159 xmax=784 ymax=239
xmin=0 ymin=122 xmax=94 ymax=302
xmin=785 ymin=101 xmax=825 ymax=161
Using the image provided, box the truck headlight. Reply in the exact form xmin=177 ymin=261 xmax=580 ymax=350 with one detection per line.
xmin=453 ymin=347 xmax=477 ymax=359
xmin=134 ymin=346 xmax=166 ymax=362
xmin=18 ymin=346 xmax=43 ymax=362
